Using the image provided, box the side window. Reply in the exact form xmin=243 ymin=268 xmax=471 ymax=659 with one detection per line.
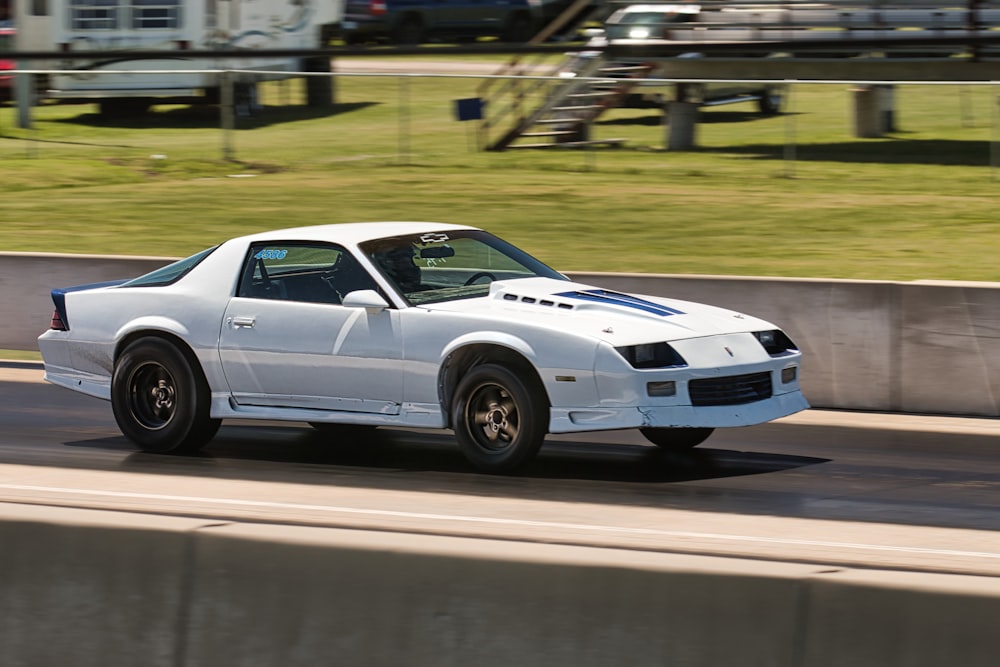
xmin=130 ymin=0 xmax=182 ymax=29
xmin=70 ymin=0 xmax=120 ymax=30
xmin=237 ymin=243 xmax=377 ymax=305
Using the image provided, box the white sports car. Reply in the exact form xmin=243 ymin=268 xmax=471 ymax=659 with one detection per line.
xmin=38 ymin=222 xmax=808 ymax=473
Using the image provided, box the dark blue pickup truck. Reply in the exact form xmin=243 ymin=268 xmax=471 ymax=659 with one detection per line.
xmin=341 ymin=0 xmax=549 ymax=44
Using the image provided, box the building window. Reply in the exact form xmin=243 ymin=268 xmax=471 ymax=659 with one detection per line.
xmin=69 ymin=0 xmax=120 ymax=30
xmin=130 ymin=0 xmax=181 ymax=29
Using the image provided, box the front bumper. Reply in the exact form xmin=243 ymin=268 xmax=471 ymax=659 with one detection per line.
xmin=548 ymin=389 xmax=809 ymax=433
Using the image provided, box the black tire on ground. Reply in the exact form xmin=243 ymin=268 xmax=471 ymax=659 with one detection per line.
xmin=234 ymin=82 xmax=259 ymax=117
xmin=502 ymin=13 xmax=534 ymax=43
xmin=304 ymin=56 xmax=334 ymax=108
xmin=452 ymin=363 xmax=547 ymax=474
xmin=639 ymin=427 xmax=715 ymax=450
xmin=98 ymin=98 xmax=150 ymax=117
xmin=757 ymin=87 xmax=783 ymax=115
xmin=111 ymin=337 xmax=220 ymax=453
xmin=392 ymin=17 xmax=424 ymax=45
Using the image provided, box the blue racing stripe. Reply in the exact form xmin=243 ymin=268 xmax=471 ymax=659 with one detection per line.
xmin=555 ymin=290 xmax=685 ymax=316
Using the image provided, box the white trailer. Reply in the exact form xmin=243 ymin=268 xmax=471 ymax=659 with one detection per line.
xmin=15 ymin=0 xmax=342 ymax=114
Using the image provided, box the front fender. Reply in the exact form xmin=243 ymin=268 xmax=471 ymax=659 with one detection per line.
xmin=439 ymin=331 xmax=537 ymax=364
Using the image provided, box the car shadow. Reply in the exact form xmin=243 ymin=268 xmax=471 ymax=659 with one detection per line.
xmin=55 ymin=423 xmax=831 ymax=510
xmin=703 ymin=138 xmax=993 ymax=166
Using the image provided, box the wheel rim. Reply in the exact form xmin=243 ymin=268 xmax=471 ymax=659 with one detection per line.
xmin=466 ymin=383 xmax=519 ymax=451
xmin=127 ymin=361 xmax=177 ymax=431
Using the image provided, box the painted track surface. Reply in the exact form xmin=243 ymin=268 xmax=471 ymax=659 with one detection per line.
xmin=3 ymin=366 xmax=1000 ymax=577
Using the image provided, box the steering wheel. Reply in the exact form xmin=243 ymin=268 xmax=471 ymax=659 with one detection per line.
xmin=464 ymin=271 xmax=497 ymax=286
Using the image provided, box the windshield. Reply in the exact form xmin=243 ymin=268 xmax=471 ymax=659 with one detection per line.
xmin=360 ymin=230 xmax=566 ymax=306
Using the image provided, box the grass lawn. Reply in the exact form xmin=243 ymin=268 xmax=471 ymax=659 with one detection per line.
xmin=2 ymin=63 xmax=999 ymax=281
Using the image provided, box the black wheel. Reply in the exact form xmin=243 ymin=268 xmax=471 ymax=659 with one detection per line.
xmin=502 ymin=13 xmax=533 ymax=42
xmin=758 ymin=87 xmax=783 ymax=115
xmin=304 ymin=56 xmax=334 ymax=108
xmin=640 ymin=427 xmax=714 ymax=450
xmin=452 ymin=363 xmax=547 ymax=473
xmin=111 ymin=337 xmax=220 ymax=453
xmin=234 ymin=83 xmax=259 ymax=117
xmin=98 ymin=98 xmax=150 ymax=117
xmin=392 ymin=17 xmax=424 ymax=45
xmin=464 ymin=271 xmax=497 ymax=286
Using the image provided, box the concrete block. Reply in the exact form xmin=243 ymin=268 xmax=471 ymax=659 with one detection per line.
xmin=183 ymin=524 xmax=812 ymax=667
xmin=898 ymin=282 xmax=1000 ymax=416
xmin=0 ymin=503 xmax=204 ymax=667
xmin=801 ymin=568 xmax=1000 ymax=667
xmin=0 ymin=253 xmax=170 ymax=351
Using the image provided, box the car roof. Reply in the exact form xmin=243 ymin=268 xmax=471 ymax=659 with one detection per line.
xmin=615 ymin=4 xmax=700 ymax=15
xmin=230 ymin=221 xmax=478 ymax=247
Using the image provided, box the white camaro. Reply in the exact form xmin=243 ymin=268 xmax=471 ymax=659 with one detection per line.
xmin=38 ymin=222 xmax=808 ymax=473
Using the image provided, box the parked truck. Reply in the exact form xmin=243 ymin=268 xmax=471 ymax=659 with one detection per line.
xmin=14 ymin=0 xmax=343 ymax=115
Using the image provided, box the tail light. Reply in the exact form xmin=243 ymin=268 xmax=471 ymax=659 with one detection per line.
xmin=50 ymin=309 xmax=68 ymax=331
xmin=175 ymin=40 xmax=190 ymax=49
xmin=370 ymin=0 xmax=387 ymax=16
xmin=59 ymin=42 xmax=71 ymax=52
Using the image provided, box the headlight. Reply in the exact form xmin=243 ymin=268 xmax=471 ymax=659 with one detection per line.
xmin=615 ymin=342 xmax=687 ymax=369
xmin=628 ymin=27 xmax=651 ymax=39
xmin=753 ymin=330 xmax=798 ymax=356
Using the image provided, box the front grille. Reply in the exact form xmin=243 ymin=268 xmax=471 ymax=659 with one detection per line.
xmin=689 ymin=372 xmax=773 ymax=406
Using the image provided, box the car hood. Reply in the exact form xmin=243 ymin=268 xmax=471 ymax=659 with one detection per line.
xmin=421 ymin=277 xmax=775 ymax=345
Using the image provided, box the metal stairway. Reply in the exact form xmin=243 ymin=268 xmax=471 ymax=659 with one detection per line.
xmin=478 ymin=51 xmax=655 ymax=151
xmin=477 ymin=0 xmax=657 ymax=151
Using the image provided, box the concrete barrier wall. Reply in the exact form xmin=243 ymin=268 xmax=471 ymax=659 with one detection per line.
xmin=5 ymin=253 xmax=1000 ymax=416
xmin=2 ymin=503 xmax=1000 ymax=667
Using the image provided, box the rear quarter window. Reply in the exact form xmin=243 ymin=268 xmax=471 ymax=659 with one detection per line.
xmin=120 ymin=246 xmax=218 ymax=288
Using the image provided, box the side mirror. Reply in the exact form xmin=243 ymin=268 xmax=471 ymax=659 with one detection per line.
xmin=342 ymin=289 xmax=390 ymax=312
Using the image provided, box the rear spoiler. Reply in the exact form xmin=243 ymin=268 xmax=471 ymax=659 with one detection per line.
xmin=50 ymin=280 xmax=128 ymax=330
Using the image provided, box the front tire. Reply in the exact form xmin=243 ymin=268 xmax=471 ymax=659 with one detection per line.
xmin=452 ymin=364 xmax=547 ymax=474
xmin=640 ymin=427 xmax=714 ymax=450
xmin=111 ymin=337 xmax=220 ymax=453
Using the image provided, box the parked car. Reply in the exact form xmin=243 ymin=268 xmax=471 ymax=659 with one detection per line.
xmin=0 ymin=25 xmax=14 ymax=102
xmin=39 ymin=222 xmax=807 ymax=473
xmin=594 ymin=3 xmax=786 ymax=114
xmin=342 ymin=0 xmax=543 ymax=44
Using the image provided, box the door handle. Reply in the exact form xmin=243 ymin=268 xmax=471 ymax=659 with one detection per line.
xmin=232 ymin=316 xmax=256 ymax=328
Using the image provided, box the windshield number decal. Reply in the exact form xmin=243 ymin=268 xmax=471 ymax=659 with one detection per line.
xmin=255 ymin=249 xmax=288 ymax=260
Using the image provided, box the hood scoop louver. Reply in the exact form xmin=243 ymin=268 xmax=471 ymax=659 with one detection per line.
xmin=497 ymin=288 xmax=684 ymax=317
xmin=501 ymin=292 xmax=576 ymax=310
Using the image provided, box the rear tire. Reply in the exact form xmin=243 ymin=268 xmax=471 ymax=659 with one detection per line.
xmin=111 ymin=337 xmax=220 ymax=454
xmin=452 ymin=363 xmax=547 ymax=473
xmin=640 ymin=427 xmax=714 ymax=450
xmin=502 ymin=14 xmax=533 ymax=42
xmin=393 ymin=17 xmax=424 ymax=45
xmin=758 ymin=87 xmax=783 ymax=115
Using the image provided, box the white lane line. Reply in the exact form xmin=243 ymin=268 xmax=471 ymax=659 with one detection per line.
xmin=2 ymin=482 xmax=998 ymax=561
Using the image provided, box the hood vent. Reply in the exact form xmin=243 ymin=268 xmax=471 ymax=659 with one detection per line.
xmin=502 ymin=292 xmax=575 ymax=309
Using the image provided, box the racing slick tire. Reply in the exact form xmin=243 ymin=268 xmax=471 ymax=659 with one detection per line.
xmin=111 ymin=337 xmax=221 ymax=454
